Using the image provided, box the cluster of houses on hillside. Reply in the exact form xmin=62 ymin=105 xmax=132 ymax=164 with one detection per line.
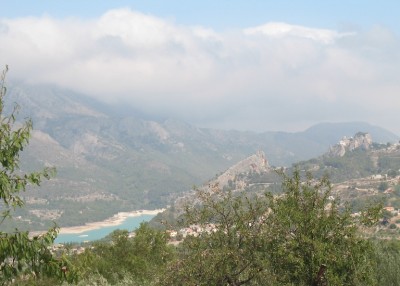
xmin=167 ymin=223 xmax=217 ymax=241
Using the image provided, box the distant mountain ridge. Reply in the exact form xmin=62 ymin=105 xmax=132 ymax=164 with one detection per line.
xmin=3 ymin=82 xmax=399 ymax=229
xmin=303 ymin=122 xmax=398 ymax=145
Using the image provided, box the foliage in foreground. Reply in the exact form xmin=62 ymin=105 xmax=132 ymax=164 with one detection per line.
xmin=161 ymin=170 xmax=381 ymax=286
xmin=52 ymin=173 xmax=398 ymax=286
xmin=68 ymin=223 xmax=175 ymax=285
xmin=0 ymin=66 xmax=76 ymax=284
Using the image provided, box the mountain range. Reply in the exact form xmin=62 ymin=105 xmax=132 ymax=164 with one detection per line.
xmin=4 ymin=82 xmax=399 ymax=229
xmin=151 ymin=132 xmax=400 ymax=229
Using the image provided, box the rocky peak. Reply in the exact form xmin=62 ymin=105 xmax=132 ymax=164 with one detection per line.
xmin=214 ymin=151 xmax=270 ymax=187
xmin=326 ymin=132 xmax=372 ymax=157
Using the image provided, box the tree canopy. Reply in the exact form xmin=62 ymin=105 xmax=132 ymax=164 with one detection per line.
xmin=161 ymin=170 xmax=381 ymax=285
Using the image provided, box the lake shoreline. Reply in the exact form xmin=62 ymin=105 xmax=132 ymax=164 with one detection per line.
xmin=58 ymin=209 xmax=165 ymax=234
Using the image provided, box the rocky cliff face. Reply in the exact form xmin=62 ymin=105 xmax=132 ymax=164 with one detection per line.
xmin=212 ymin=151 xmax=270 ymax=188
xmin=173 ymin=151 xmax=272 ymax=210
xmin=327 ymin=132 xmax=373 ymax=157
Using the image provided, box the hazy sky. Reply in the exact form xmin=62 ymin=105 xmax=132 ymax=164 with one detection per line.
xmin=1 ymin=1 xmax=399 ymax=134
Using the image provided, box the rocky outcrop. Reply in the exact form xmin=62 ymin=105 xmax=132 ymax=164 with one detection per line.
xmin=213 ymin=151 xmax=270 ymax=188
xmin=326 ymin=132 xmax=372 ymax=157
xmin=174 ymin=151 xmax=271 ymax=210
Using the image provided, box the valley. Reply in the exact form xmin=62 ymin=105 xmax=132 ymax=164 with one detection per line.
xmin=2 ymin=3 xmax=400 ymax=284
xmin=2 ymin=83 xmax=399 ymax=233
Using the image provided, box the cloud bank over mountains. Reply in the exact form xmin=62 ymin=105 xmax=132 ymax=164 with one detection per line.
xmin=0 ymin=8 xmax=399 ymax=134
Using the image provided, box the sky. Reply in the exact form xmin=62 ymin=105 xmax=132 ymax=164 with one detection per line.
xmin=0 ymin=1 xmax=400 ymax=135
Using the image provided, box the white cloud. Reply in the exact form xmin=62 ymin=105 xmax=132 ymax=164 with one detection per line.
xmin=243 ymin=22 xmax=349 ymax=44
xmin=0 ymin=8 xmax=399 ymax=134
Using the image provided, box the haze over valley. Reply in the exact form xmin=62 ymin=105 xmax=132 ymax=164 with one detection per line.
xmin=2 ymin=82 xmax=398 ymax=230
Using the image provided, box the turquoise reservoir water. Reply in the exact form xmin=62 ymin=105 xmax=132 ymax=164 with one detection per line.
xmin=55 ymin=214 xmax=155 ymax=244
